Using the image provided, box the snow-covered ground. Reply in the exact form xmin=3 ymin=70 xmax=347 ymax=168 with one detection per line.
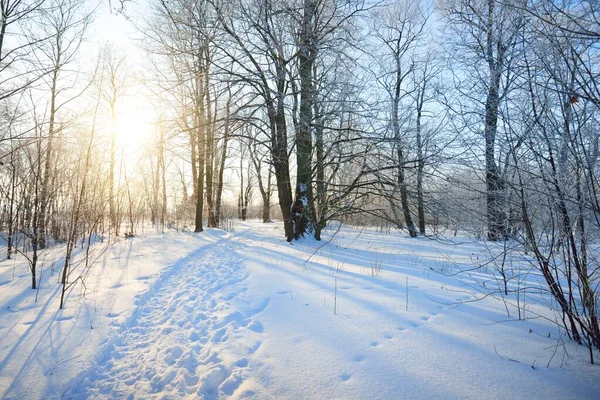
xmin=0 ymin=221 xmax=598 ymax=399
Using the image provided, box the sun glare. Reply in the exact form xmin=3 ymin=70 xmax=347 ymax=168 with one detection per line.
xmin=114 ymin=99 xmax=156 ymax=156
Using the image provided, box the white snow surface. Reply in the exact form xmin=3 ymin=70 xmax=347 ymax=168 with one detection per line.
xmin=0 ymin=221 xmax=599 ymax=399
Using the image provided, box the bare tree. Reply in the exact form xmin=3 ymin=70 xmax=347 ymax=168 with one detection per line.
xmin=369 ymin=0 xmax=432 ymax=237
xmin=441 ymin=0 xmax=525 ymax=241
xmin=98 ymin=45 xmax=128 ymax=237
xmin=0 ymin=0 xmax=46 ymax=102
xmin=35 ymin=0 xmax=93 ymax=248
xmin=501 ymin=0 xmax=600 ymax=362
xmin=212 ymin=0 xmax=295 ymax=239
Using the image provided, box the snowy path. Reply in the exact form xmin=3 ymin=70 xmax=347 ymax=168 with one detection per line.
xmin=67 ymin=232 xmax=264 ymax=399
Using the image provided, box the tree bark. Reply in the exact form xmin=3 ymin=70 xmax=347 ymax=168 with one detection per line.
xmin=313 ymin=62 xmax=326 ymax=240
xmin=160 ymin=126 xmax=167 ymax=229
xmin=415 ymin=75 xmax=426 ymax=235
xmin=214 ymin=92 xmax=231 ymax=226
xmin=39 ymin=61 xmax=60 ymax=249
xmin=293 ymin=0 xmax=318 ymax=239
xmin=205 ymin=56 xmax=217 ymax=228
xmin=109 ymin=95 xmax=118 ymax=236
xmin=484 ymin=0 xmax=507 ymax=241
xmin=392 ymin=43 xmax=416 ymax=238
xmin=271 ymin=58 xmax=294 ymax=241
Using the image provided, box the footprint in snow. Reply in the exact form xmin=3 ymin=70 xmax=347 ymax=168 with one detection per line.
xmin=235 ymin=358 xmax=249 ymax=368
xmin=193 ymin=313 xmax=207 ymax=324
xmin=340 ymin=373 xmax=352 ymax=382
xmin=248 ymin=340 xmax=262 ymax=354
xmin=165 ymin=346 xmax=183 ymax=366
xmin=247 ymin=320 xmax=264 ymax=333
xmin=197 ymin=366 xmax=229 ymax=397
xmin=175 ymin=319 xmax=188 ymax=328
xmin=249 ymin=297 xmax=271 ymax=314
xmin=184 ymin=353 xmax=198 ymax=374
xmin=211 ymin=328 xmax=228 ymax=343
xmin=184 ymin=373 xmax=199 ymax=388
xmin=220 ymin=373 xmax=244 ymax=396
xmin=188 ymin=329 xmax=201 ymax=342
xmin=151 ymin=369 xmax=177 ymax=392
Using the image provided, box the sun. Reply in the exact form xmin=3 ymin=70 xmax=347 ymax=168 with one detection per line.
xmin=114 ymin=97 xmax=156 ymax=156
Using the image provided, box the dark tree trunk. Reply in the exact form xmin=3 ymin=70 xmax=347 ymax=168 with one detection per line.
xmin=238 ymin=150 xmax=247 ymax=221
xmin=262 ymin=167 xmax=272 ymax=223
xmin=293 ymin=0 xmax=318 ymax=240
xmin=270 ymin=61 xmax=294 ymax=241
xmin=152 ymin=137 xmax=160 ymax=226
xmin=214 ymin=99 xmax=230 ymax=226
xmin=194 ymin=81 xmax=205 ymax=233
xmin=205 ymin=59 xmax=217 ymax=228
xmin=7 ymin=156 xmax=16 ymax=259
xmin=392 ymin=46 xmax=417 ymax=238
xmin=189 ymin=121 xmax=198 ymax=200
xmin=484 ymin=71 xmax=505 ymax=241
xmin=39 ymin=64 xmax=60 ymax=249
xmin=313 ymin=63 xmax=326 ymax=241
xmin=249 ymin=142 xmax=272 ymax=224
xmin=484 ymin=0 xmax=507 ymax=241
xmin=415 ymin=79 xmax=426 ymax=236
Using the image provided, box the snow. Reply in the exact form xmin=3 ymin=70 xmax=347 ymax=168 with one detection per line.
xmin=0 ymin=221 xmax=599 ymax=399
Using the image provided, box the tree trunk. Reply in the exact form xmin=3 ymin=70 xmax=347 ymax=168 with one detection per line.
xmin=160 ymin=127 xmax=167 ymax=230
xmin=205 ymin=60 xmax=217 ymax=228
xmin=242 ymin=175 xmax=251 ymax=221
xmin=484 ymin=0 xmax=506 ymax=241
xmin=238 ymin=149 xmax=245 ymax=221
xmin=39 ymin=63 xmax=61 ymax=249
xmin=392 ymin=47 xmax=416 ymax=238
xmin=416 ymin=81 xmax=426 ymax=236
xmin=189 ymin=117 xmax=198 ymax=200
xmin=7 ymin=156 xmax=16 ymax=259
xmin=152 ymin=137 xmax=160 ymax=226
xmin=484 ymin=71 xmax=505 ymax=241
xmin=250 ymin=145 xmax=272 ymax=224
xmin=109 ymin=97 xmax=117 ymax=236
xmin=0 ymin=15 xmax=7 ymax=59
xmin=270 ymin=62 xmax=294 ymax=241
xmin=194 ymin=52 xmax=206 ymax=233
xmin=293 ymin=0 xmax=318 ymax=239
xmin=262 ymin=166 xmax=272 ymax=223
xmin=313 ymin=62 xmax=326 ymax=240
xmin=214 ymin=94 xmax=230 ymax=227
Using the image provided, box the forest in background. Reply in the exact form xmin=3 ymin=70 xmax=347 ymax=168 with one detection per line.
xmin=1 ymin=0 xmax=599 ymax=361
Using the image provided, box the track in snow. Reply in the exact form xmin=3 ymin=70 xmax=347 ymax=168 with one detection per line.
xmin=66 ymin=233 xmax=266 ymax=399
